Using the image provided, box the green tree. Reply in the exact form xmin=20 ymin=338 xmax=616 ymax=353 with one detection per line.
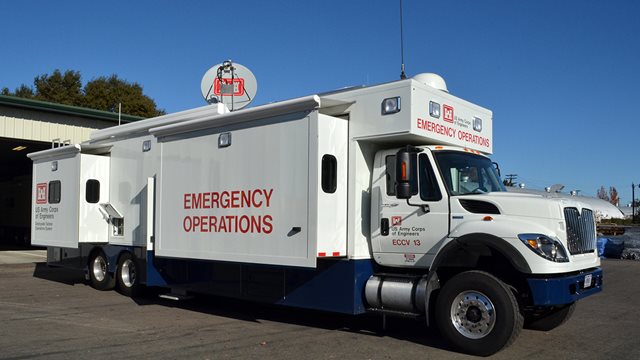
xmin=83 ymin=75 xmax=164 ymax=117
xmin=14 ymin=84 xmax=35 ymax=98
xmin=34 ymin=69 xmax=83 ymax=106
xmin=2 ymin=69 xmax=164 ymax=117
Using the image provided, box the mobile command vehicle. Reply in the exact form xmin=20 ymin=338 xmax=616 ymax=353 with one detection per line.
xmin=28 ymin=72 xmax=602 ymax=355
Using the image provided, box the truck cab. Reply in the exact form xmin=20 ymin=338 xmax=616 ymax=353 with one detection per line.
xmin=365 ymin=144 xmax=601 ymax=355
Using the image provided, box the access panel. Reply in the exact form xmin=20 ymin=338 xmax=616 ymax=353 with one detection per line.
xmin=155 ymin=113 xmax=314 ymax=267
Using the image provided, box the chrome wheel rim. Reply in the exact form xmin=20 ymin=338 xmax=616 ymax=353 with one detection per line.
xmin=92 ymin=256 xmax=107 ymax=282
xmin=121 ymin=259 xmax=136 ymax=288
xmin=450 ymin=290 xmax=496 ymax=339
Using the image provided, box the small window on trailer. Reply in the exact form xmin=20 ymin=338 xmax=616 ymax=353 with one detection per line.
xmin=48 ymin=181 xmax=61 ymax=204
xmin=85 ymin=179 xmax=100 ymax=203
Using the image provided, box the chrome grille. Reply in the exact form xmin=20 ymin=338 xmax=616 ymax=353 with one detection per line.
xmin=564 ymin=208 xmax=596 ymax=255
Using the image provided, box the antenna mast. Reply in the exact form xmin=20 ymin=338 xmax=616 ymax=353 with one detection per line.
xmin=399 ymin=0 xmax=407 ymax=79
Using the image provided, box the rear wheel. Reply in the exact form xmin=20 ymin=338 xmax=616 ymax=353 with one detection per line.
xmin=89 ymin=250 xmax=115 ymax=291
xmin=524 ymin=302 xmax=576 ymax=331
xmin=116 ymin=252 xmax=144 ymax=297
xmin=435 ymin=271 xmax=523 ymax=356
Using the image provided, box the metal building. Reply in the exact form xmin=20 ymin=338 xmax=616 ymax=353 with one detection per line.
xmin=0 ymin=95 xmax=142 ymax=248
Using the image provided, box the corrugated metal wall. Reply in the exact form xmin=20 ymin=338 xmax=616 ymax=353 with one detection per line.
xmin=0 ymin=115 xmax=95 ymax=144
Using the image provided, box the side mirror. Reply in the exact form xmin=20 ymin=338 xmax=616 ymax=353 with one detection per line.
xmin=492 ymin=161 xmax=501 ymax=177
xmin=395 ymin=146 xmax=421 ymax=199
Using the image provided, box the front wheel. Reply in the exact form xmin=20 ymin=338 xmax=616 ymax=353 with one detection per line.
xmin=435 ymin=271 xmax=523 ymax=356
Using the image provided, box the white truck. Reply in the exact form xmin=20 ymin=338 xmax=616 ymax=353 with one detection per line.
xmin=28 ymin=73 xmax=602 ymax=355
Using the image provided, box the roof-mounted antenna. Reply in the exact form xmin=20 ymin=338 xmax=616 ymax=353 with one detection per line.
xmin=399 ymin=0 xmax=407 ymax=79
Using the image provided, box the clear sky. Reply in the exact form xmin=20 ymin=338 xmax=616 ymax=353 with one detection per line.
xmin=2 ymin=0 xmax=639 ymax=204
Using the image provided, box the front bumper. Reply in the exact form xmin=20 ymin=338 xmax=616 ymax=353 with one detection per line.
xmin=527 ymin=267 xmax=603 ymax=306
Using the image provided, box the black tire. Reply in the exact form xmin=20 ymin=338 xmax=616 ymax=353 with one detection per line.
xmin=524 ymin=302 xmax=576 ymax=331
xmin=116 ymin=252 xmax=144 ymax=297
xmin=89 ymin=250 xmax=115 ymax=291
xmin=435 ymin=271 xmax=523 ymax=356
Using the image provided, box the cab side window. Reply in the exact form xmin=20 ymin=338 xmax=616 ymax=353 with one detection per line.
xmin=419 ymin=154 xmax=442 ymax=201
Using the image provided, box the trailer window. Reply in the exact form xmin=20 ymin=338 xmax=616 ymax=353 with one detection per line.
xmin=321 ymin=155 xmax=337 ymax=193
xmin=85 ymin=179 xmax=100 ymax=203
xmin=385 ymin=155 xmax=418 ymax=196
xmin=48 ymin=181 xmax=61 ymax=204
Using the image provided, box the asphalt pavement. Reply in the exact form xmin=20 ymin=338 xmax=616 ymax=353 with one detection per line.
xmin=0 ymin=257 xmax=638 ymax=359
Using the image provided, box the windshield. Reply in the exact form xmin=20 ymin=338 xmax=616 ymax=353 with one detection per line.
xmin=433 ymin=151 xmax=506 ymax=195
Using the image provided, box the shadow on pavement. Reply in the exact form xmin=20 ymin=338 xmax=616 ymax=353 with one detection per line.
xmin=145 ymin=291 xmax=453 ymax=353
xmin=32 ymin=262 xmax=86 ymax=286
xmin=30 ymin=263 xmax=453 ymax=353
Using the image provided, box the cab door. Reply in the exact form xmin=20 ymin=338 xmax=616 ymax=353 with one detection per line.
xmin=371 ymin=149 xmax=449 ymax=267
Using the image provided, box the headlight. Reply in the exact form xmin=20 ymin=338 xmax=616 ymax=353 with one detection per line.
xmin=518 ymin=233 xmax=569 ymax=263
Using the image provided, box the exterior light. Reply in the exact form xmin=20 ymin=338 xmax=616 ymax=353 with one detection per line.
xmin=473 ymin=117 xmax=482 ymax=132
xmin=12 ymin=146 xmax=27 ymax=151
xmin=218 ymin=132 xmax=232 ymax=148
xmin=429 ymin=101 xmax=441 ymax=118
xmin=381 ymin=97 xmax=401 ymax=115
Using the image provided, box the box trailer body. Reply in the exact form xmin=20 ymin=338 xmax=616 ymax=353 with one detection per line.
xmin=28 ymin=74 xmax=602 ymax=355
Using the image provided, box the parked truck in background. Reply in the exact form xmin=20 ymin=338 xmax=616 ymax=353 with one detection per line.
xmin=28 ymin=72 xmax=602 ymax=355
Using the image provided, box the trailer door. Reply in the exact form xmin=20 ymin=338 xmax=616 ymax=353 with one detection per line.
xmin=155 ymin=112 xmax=314 ymax=267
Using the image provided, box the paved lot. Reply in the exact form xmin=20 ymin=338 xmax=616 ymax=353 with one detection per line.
xmin=0 ymin=250 xmax=46 ymax=265
xmin=0 ymin=258 xmax=638 ymax=360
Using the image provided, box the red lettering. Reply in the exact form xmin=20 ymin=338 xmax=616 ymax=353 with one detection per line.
xmin=263 ymin=189 xmax=273 ymax=207
xmin=209 ymin=215 xmax=217 ymax=232
xmin=252 ymin=189 xmax=263 ymax=207
xmin=211 ymin=192 xmax=220 ymax=208
xmin=221 ymin=191 xmax=230 ymax=208
xmin=239 ymin=215 xmax=250 ymax=233
xmin=183 ymin=216 xmax=192 ymax=231
xmin=392 ymin=239 xmax=410 ymax=246
xmin=251 ymin=216 xmax=261 ymax=233
xmin=241 ymin=190 xmax=251 ymax=208
xmin=192 ymin=193 xmax=203 ymax=209
xmin=184 ymin=194 xmax=191 ymax=209
xmin=202 ymin=192 xmax=211 ymax=209
xmin=231 ymin=191 xmax=240 ymax=208
xmin=263 ymin=215 xmax=273 ymax=234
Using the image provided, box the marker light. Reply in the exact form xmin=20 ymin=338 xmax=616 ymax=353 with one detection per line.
xmin=381 ymin=97 xmax=401 ymax=115
xmin=218 ymin=132 xmax=232 ymax=148
xmin=473 ymin=117 xmax=482 ymax=132
xmin=400 ymin=161 xmax=408 ymax=180
xmin=429 ymin=101 xmax=440 ymax=118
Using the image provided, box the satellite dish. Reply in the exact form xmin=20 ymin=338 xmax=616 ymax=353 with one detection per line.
xmin=200 ymin=60 xmax=257 ymax=111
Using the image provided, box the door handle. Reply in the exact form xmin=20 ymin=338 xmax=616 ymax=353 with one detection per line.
xmin=381 ymin=218 xmax=389 ymax=236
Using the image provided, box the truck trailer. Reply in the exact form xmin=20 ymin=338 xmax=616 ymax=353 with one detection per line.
xmin=28 ymin=73 xmax=602 ymax=355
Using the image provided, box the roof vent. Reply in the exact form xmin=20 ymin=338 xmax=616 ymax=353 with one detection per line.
xmin=412 ymin=73 xmax=448 ymax=93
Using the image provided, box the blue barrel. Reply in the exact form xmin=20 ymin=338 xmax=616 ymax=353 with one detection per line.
xmin=596 ymin=237 xmax=608 ymax=258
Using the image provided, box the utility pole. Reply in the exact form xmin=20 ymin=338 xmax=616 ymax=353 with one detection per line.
xmin=633 ymin=182 xmax=637 ymax=223
xmin=505 ymin=174 xmax=518 ymax=187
